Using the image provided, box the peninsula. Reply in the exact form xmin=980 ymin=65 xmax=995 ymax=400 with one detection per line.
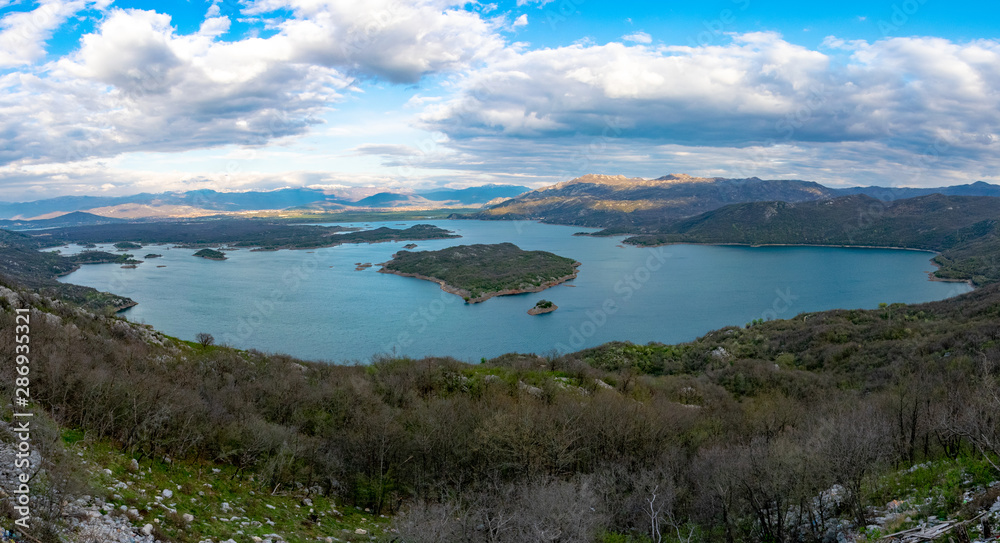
xmin=379 ymin=242 xmax=579 ymax=303
xmin=30 ymin=220 xmax=459 ymax=251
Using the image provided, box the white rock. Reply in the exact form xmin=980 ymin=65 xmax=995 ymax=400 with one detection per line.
xmin=142 ymin=524 xmax=154 ymax=536
xmin=221 ymin=502 xmax=232 ymax=512
xmin=183 ymin=513 xmax=194 ymax=523
xmin=162 ymin=489 xmax=173 ymax=499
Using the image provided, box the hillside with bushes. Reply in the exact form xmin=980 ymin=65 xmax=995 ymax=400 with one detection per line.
xmin=2 ymin=264 xmax=1000 ymax=541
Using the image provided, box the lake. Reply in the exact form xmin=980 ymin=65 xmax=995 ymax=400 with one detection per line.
xmin=57 ymin=219 xmax=971 ymax=363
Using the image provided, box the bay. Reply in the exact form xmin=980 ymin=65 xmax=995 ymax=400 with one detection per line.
xmin=57 ymin=220 xmax=971 ymax=362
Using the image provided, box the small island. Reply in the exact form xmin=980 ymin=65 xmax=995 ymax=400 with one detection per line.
xmin=114 ymin=241 xmax=142 ymax=250
xmin=193 ymin=248 xmax=227 ymax=260
xmin=403 ymin=243 xmax=418 ymax=249
xmin=72 ymin=251 xmax=141 ymax=265
xmin=379 ymin=242 xmax=580 ymax=303
xmin=144 ymin=253 xmax=163 ymax=259
xmin=528 ymin=299 xmax=558 ymax=315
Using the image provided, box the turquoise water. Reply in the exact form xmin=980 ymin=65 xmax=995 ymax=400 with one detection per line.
xmin=56 ymin=220 xmax=971 ymax=363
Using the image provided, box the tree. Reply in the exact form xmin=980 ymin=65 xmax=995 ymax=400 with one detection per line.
xmin=196 ymin=332 xmax=215 ymax=348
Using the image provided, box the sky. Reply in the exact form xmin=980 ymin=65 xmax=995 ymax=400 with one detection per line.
xmin=1 ymin=0 xmax=999 ymax=200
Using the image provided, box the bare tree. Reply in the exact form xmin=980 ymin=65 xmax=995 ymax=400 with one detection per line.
xmin=196 ymin=332 xmax=215 ymax=348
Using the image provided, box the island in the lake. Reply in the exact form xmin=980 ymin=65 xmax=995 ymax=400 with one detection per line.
xmin=144 ymin=253 xmax=162 ymax=259
xmin=71 ymin=250 xmax=141 ymax=265
xmin=528 ymin=299 xmax=557 ymax=315
xmin=193 ymin=248 xmax=227 ymax=260
xmin=114 ymin=241 xmax=142 ymax=250
xmin=379 ymin=242 xmax=580 ymax=303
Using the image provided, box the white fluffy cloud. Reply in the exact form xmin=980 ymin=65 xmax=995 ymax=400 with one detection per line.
xmin=419 ymin=33 xmax=1000 ymax=182
xmin=0 ymin=8 xmax=347 ymax=166
xmin=0 ymin=1 xmax=506 ymax=167
xmin=244 ymin=0 xmax=506 ymax=83
xmin=622 ymin=31 xmax=651 ymax=44
xmin=0 ymin=0 xmax=105 ymax=67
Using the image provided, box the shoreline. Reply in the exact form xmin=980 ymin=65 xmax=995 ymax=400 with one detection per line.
xmin=621 ymin=239 xmax=940 ymax=253
xmin=620 ymin=240 xmax=979 ymax=290
xmin=528 ymin=304 xmax=558 ymax=315
xmin=377 ymin=262 xmax=581 ymax=304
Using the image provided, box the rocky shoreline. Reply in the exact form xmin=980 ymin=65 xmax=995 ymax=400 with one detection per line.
xmin=528 ymin=304 xmax=558 ymax=315
xmin=377 ymin=261 xmax=581 ymax=303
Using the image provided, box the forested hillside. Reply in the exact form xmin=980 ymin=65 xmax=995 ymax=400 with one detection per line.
xmin=2 ymin=267 xmax=1000 ymax=541
xmin=615 ymin=194 xmax=1000 ymax=286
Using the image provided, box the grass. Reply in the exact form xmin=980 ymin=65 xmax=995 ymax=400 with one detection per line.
xmin=64 ymin=434 xmax=392 ymax=542
xmin=867 ymin=454 xmax=1000 ymax=531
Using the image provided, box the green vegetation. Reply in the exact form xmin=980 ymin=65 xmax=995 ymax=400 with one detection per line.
xmin=71 ymin=250 xmax=140 ymax=265
xmin=144 ymin=253 xmax=162 ymax=258
xmin=614 ymin=194 xmax=1000 ymax=285
xmin=334 ymin=224 xmax=458 ymax=245
xmin=528 ymin=299 xmax=558 ymax=315
xmin=381 ymin=242 xmax=578 ymax=301
xmin=6 ymin=193 xmax=1000 ymax=541
xmin=464 ymin=174 xmax=836 ymax=227
xmin=31 ymin=219 xmax=458 ymax=250
xmin=193 ymin=248 xmax=227 ymax=260
xmin=281 ymin=207 xmax=479 ymax=222
xmin=114 ymin=241 xmax=142 ymax=250
xmin=0 ymin=229 xmax=134 ymax=311
xmin=4 ymin=276 xmax=1000 ymax=541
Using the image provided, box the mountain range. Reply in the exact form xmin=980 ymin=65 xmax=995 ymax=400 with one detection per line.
xmin=0 ymin=185 xmax=532 ymax=220
xmin=469 ymin=174 xmax=1000 ymax=228
xmin=5 ymin=175 xmax=1000 ymax=225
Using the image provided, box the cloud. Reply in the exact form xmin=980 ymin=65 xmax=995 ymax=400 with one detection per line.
xmin=0 ymin=0 xmax=100 ymax=67
xmin=351 ymin=143 xmax=421 ymax=156
xmin=404 ymin=33 xmax=1000 ymax=186
xmin=421 ymin=33 xmax=1000 ymax=162
xmin=622 ymin=31 xmax=651 ymax=44
xmin=0 ymin=8 xmax=349 ymax=166
xmin=422 ymin=33 xmax=834 ymax=143
xmin=512 ymin=14 xmax=528 ymax=30
xmin=243 ymin=0 xmax=505 ymax=83
xmin=0 ymin=1 xmax=507 ymax=168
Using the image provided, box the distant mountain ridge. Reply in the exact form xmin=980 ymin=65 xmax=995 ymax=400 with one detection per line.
xmin=831 ymin=180 xmax=1000 ymax=200
xmin=470 ymin=174 xmax=1000 ymax=228
xmin=5 ymin=175 xmax=1000 ymax=222
xmin=0 ymin=184 xmax=531 ymax=219
xmin=0 ymin=211 xmax=127 ymax=229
